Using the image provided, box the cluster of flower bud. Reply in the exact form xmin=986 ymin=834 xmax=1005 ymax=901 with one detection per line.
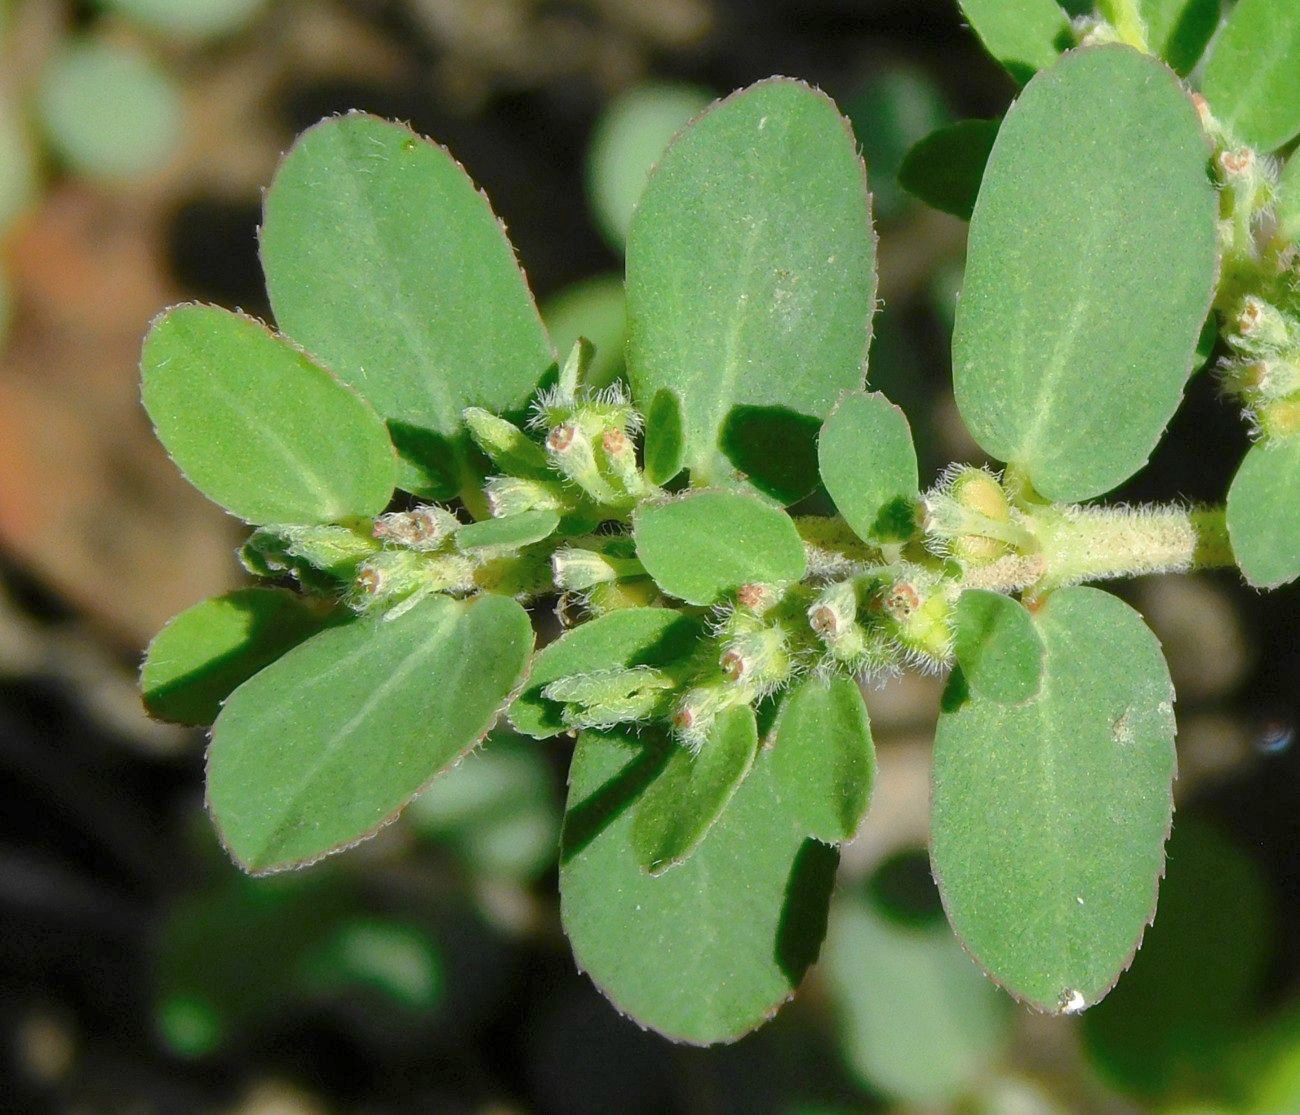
xmin=1220 ymin=292 xmax=1300 ymax=442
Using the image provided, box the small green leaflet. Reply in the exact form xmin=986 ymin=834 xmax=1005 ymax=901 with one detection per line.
xmin=818 ymin=391 xmax=920 ymax=543
xmin=141 ymin=304 xmax=396 ymax=524
xmin=261 ymin=114 xmax=554 ymax=498
xmin=454 ymin=510 xmax=559 ymax=554
xmin=957 ymin=0 xmax=1073 ymax=84
xmin=142 ymin=588 xmax=342 ymax=726
xmin=898 ymin=119 xmax=998 ymax=221
xmin=642 ymin=387 xmax=688 ymax=485
xmin=509 ymin=607 xmax=703 ymax=739
xmin=953 ymin=46 xmax=1218 ymax=502
xmin=208 ymin=593 xmax=533 ymax=874
xmin=560 ymin=728 xmax=839 ymax=1044
xmin=1227 ymin=437 xmax=1300 ymax=589
xmin=768 ymin=675 xmax=875 ymax=844
xmin=631 ymin=706 xmax=758 ymax=874
xmin=633 ymin=490 xmax=807 ymax=605
xmin=1203 ymin=0 xmax=1300 ymax=151
xmin=1137 ymin=0 xmax=1220 ymax=75
xmin=952 ymin=589 xmax=1044 ymax=704
xmin=626 ymin=78 xmax=876 ymax=504
xmin=931 ymin=587 xmax=1177 ymax=1013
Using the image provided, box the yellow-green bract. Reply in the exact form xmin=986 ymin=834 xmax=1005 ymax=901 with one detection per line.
xmin=953 ymin=46 xmax=1217 ymax=502
xmin=931 ymin=587 xmax=1176 ymax=1013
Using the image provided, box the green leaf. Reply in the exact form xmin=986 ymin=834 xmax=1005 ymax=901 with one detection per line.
xmin=1227 ymin=437 xmax=1300 ymax=589
xmin=956 ymin=0 xmax=1073 ymax=84
xmin=1081 ymin=819 xmax=1273 ymax=1100
xmin=37 ymin=39 xmax=182 ymax=180
xmin=99 ymin=0 xmax=267 ymax=39
xmin=454 ymin=509 xmax=559 ymax=554
xmin=626 ymin=78 xmax=877 ymax=504
xmin=510 ymin=607 xmax=703 ymax=739
xmin=141 ymin=305 xmax=396 ymax=524
xmin=406 ymin=732 xmax=559 ymax=881
xmin=1277 ymin=152 xmax=1300 ymax=247
xmin=643 ymin=387 xmax=688 ymax=485
xmin=931 ymin=586 xmax=1176 ymax=1013
xmin=1137 ymin=0 xmax=1220 ymax=75
xmin=768 ymin=675 xmax=874 ymax=844
xmin=824 ymin=858 xmax=1012 ymax=1105
xmin=560 ymin=728 xmax=839 ymax=1044
xmin=898 ymin=119 xmax=998 ymax=220
xmin=1203 ymin=0 xmax=1300 ymax=151
xmin=633 ymin=490 xmax=807 ymax=605
xmin=631 ymin=706 xmax=758 ymax=874
xmin=952 ymin=46 xmax=1218 ymax=503
xmin=260 ymin=113 xmax=554 ymax=498
xmin=142 ymin=588 xmax=342 ymax=726
xmin=952 ymin=589 xmax=1044 ymax=704
xmin=818 ymin=391 xmax=920 ymax=544
xmin=586 ymin=82 xmax=712 ymax=251
xmin=541 ymin=274 xmax=627 ymax=393
xmin=208 ymin=593 xmax=533 ymax=873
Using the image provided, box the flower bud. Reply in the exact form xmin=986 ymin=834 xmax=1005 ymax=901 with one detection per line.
xmin=543 ymin=665 xmax=673 ymax=729
xmin=552 ymin=546 xmax=644 ymax=591
xmin=463 ymin=407 xmax=550 ymax=477
xmin=373 ymin=506 xmax=460 ymax=550
xmin=485 ymin=476 xmax=567 ymax=517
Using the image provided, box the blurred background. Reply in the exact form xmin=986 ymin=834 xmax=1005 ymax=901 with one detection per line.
xmin=0 ymin=1 xmax=1297 ymax=1112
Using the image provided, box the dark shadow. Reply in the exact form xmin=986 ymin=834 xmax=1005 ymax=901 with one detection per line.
xmin=719 ymin=406 xmax=821 ymax=505
xmin=774 ymin=838 xmax=840 ymax=983
xmin=866 ymin=848 xmax=946 ymax=929
xmin=560 ymin=737 xmax=670 ymax=865
xmin=385 ymin=422 xmax=462 ymax=498
xmin=870 ymin=495 xmax=921 ymax=542
xmin=939 ymin=664 xmax=970 ymax=714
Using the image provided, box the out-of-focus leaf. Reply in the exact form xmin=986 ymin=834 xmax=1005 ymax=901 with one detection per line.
xmin=626 ymin=78 xmax=876 ymax=504
xmin=261 ymin=114 xmax=554 ymax=498
xmin=1081 ymin=820 xmax=1273 ymax=1101
xmin=633 ymin=490 xmax=806 ymax=605
xmin=824 ymin=853 xmax=1012 ymax=1105
xmin=208 ymin=594 xmax=533 ymax=873
xmin=932 ymin=587 xmax=1176 ymax=1012
xmin=560 ymin=729 xmax=839 ymax=1043
xmin=100 ymin=0 xmax=267 ymax=39
xmin=586 ymin=83 xmax=712 ymax=250
xmin=1203 ymin=0 xmax=1300 ymax=151
xmin=542 ymin=275 xmax=627 ymax=392
xmin=0 ymin=97 xmax=36 ymax=232
xmin=37 ymin=40 xmax=182 ymax=179
xmin=406 ymin=733 xmax=560 ymax=881
xmin=898 ymin=119 xmax=999 ymax=220
xmin=141 ymin=304 xmax=397 ymax=525
xmin=141 ymin=588 xmax=343 ymax=726
xmin=953 ymin=46 xmax=1218 ymax=502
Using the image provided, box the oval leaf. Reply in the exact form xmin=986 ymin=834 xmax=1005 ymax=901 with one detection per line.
xmin=560 ymin=728 xmax=839 ymax=1044
xmin=631 ymin=706 xmax=758 ymax=875
xmin=510 ymin=607 xmax=704 ymax=739
xmin=633 ymin=490 xmax=807 ymax=605
xmin=1138 ymin=0 xmax=1220 ymax=75
xmin=898 ymin=118 xmax=998 ymax=220
xmin=953 ymin=46 xmax=1218 ymax=502
xmin=768 ymin=675 xmax=875 ymax=844
xmin=931 ymin=586 xmax=1177 ymax=1013
xmin=141 ymin=305 xmax=396 ymax=524
xmin=957 ymin=0 xmax=1073 ymax=84
xmin=142 ymin=588 xmax=342 ymax=726
xmin=952 ymin=589 xmax=1044 ymax=704
xmin=260 ymin=114 xmax=554 ymax=497
xmin=626 ymin=78 xmax=876 ymax=503
xmin=1203 ymin=0 xmax=1300 ymax=151
xmin=1227 ymin=437 xmax=1300 ymax=589
xmin=454 ymin=509 xmax=559 ymax=554
xmin=208 ymin=593 xmax=533 ymax=873
xmin=818 ymin=391 xmax=920 ymax=543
